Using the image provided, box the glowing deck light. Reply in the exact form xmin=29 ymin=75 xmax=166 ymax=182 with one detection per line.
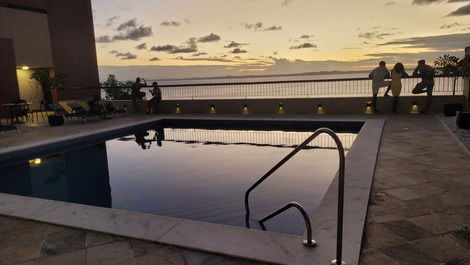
xmin=175 ymin=104 xmax=181 ymax=114
xmin=365 ymin=101 xmax=373 ymax=114
xmin=210 ymin=104 xmax=216 ymax=114
xmin=29 ymin=158 xmax=42 ymax=165
xmin=242 ymin=104 xmax=249 ymax=114
xmin=317 ymin=104 xmax=325 ymax=114
xmin=21 ymin=66 xmax=30 ymax=70
xmin=410 ymin=101 xmax=419 ymax=114
xmin=278 ymin=103 xmax=285 ymax=114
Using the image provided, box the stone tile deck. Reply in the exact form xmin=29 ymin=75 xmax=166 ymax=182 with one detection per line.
xmin=0 ymin=215 xmax=263 ymax=265
xmin=360 ymin=115 xmax=470 ymax=265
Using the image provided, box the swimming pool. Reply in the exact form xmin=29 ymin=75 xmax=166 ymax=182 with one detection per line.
xmin=0 ymin=123 xmax=357 ymax=235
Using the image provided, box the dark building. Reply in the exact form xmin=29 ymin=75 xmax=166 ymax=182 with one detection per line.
xmin=0 ymin=0 xmax=100 ymax=118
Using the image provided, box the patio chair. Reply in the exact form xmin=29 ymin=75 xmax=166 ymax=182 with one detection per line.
xmin=10 ymin=100 xmax=32 ymax=123
xmin=30 ymin=100 xmax=48 ymax=122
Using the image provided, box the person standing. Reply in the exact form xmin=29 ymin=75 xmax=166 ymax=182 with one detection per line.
xmin=412 ymin=60 xmax=435 ymax=113
xmin=147 ymin=82 xmax=162 ymax=114
xmin=369 ymin=61 xmax=391 ymax=113
xmin=131 ymin=77 xmax=147 ymax=112
xmin=384 ymin=63 xmax=409 ymax=113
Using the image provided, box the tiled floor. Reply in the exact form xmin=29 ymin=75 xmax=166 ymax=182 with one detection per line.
xmin=0 ymin=215 xmax=265 ymax=265
xmin=360 ymin=115 xmax=470 ymax=265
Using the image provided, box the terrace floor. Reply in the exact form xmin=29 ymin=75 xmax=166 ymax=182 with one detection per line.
xmin=0 ymin=114 xmax=469 ymax=264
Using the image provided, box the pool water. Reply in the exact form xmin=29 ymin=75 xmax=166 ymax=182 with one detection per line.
xmin=0 ymin=127 xmax=356 ymax=235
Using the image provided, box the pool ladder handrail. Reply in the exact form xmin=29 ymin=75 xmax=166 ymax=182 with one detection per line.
xmin=244 ymin=127 xmax=346 ymax=265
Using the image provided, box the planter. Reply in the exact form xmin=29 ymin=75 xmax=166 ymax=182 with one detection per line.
xmin=47 ymin=114 xmax=64 ymax=126
xmin=456 ymin=111 xmax=470 ymax=129
xmin=443 ymin=103 xmax=464 ymax=117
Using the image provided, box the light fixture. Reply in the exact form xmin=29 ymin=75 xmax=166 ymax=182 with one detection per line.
xmin=317 ymin=104 xmax=325 ymax=114
xmin=278 ymin=103 xmax=285 ymax=114
xmin=21 ymin=66 xmax=29 ymax=70
xmin=365 ymin=101 xmax=373 ymax=114
xmin=175 ymin=103 xmax=181 ymax=114
xmin=28 ymin=158 xmax=42 ymax=165
xmin=410 ymin=101 xmax=419 ymax=114
xmin=242 ymin=104 xmax=249 ymax=114
xmin=210 ymin=104 xmax=216 ymax=114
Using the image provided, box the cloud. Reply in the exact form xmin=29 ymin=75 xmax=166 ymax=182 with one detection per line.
xmin=448 ymin=3 xmax=470 ymax=16
xmin=175 ymin=56 xmax=234 ymax=62
xmin=109 ymin=50 xmax=119 ymax=54
xmin=184 ymin=18 xmax=191 ymax=24
xmin=224 ymin=41 xmax=248 ymax=48
xmin=113 ymin=25 xmax=152 ymax=41
xmin=96 ymin=35 xmax=113 ymax=43
xmin=198 ymin=33 xmax=221 ymax=43
xmin=161 ymin=21 xmax=181 ymax=26
xmin=117 ymin=19 xmax=138 ymax=31
xmin=105 ymin=16 xmax=119 ymax=27
xmin=230 ymin=48 xmax=248 ymax=54
xmin=243 ymin=22 xmax=282 ymax=31
xmin=264 ymin=26 xmax=282 ymax=31
xmin=448 ymin=0 xmax=470 ymax=2
xmin=244 ymin=22 xmax=264 ymax=30
xmin=358 ymin=31 xmax=396 ymax=39
xmin=281 ymin=0 xmax=294 ymax=6
xmin=385 ymin=1 xmax=396 ymax=5
xmin=150 ymin=38 xmax=198 ymax=54
xmin=378 ymin=32 xmax=470 ymax=50
xmin=290 ymin=43 xmax=317 ymax=49
xmin=412 ymin=0 xmax=444 ymax=4
xmin=115 ymin=52 xmax=137 ymax=60
xmin=135 ymin=43 xmax=147 ymax=50
xmin=192 ymin=52 xmax=208 ymax=56
xmin=149 ymin=57 xmax=160 ymax=61
xmin=300 ymin=34 xmax=312 ymax=39
xmin=440 ymin=22 xmax=463 ymax=29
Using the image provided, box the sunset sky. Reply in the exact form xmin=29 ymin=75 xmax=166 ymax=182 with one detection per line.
xmin=91 ymin=0 xmax=470 ymax=80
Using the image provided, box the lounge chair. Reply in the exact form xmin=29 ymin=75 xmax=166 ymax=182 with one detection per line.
xmin=67 ymin=102 xmax=100 ymax=122
xmin=48 ymin=103 xmax=73 ymax=119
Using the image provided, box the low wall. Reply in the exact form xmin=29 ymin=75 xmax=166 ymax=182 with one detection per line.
xmin=110 ymin=95 xmax=466 ymax=115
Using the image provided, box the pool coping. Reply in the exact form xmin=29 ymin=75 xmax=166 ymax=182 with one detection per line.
xmin=0 ymin=116 xmax=384 ymax=265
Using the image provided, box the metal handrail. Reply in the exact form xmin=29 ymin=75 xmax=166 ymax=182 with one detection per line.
xmin=258 ymin=202 xmax=316 ymax=247
xmin=244 ymin=127 xmax=346 ymax=264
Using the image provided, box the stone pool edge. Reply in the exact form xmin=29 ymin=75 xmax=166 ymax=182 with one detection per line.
xmin=0 ymin=116 xmax=384 ymax=265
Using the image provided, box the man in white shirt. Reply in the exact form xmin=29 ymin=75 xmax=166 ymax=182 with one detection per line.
xmin=369 ymin=61 xmax=391 ymax=113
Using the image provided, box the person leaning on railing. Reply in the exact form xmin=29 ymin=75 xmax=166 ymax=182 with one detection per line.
xmin=369 ymin=61 xmax=391 ymax=113
xmin=384 ymin=63 xmax=409 ymax=113
xmin=411 ymin=59 xmax=435 ymax=113
xmin=147 ymin=82 xmax=162 ymax=114
xmin=131 ymin=77 xmax=147 ymax=112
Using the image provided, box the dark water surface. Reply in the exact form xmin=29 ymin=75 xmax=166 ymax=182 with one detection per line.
xmin=0 ymin=128 xmax=356 ymax=235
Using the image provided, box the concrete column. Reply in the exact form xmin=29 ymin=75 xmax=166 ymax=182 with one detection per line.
xmin=0 ymin=38 xmax=20 ymax=119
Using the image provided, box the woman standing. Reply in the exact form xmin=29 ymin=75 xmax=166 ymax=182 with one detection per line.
xmin=384 ymin=63 xmax=409 ymax=113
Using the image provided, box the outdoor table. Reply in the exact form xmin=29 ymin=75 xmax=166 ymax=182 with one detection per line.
xmin=1 ymin=102 xmax=32 ymax=124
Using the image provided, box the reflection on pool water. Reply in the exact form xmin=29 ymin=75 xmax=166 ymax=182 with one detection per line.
xmin=0 ymin=127 xmax=356 ymax=235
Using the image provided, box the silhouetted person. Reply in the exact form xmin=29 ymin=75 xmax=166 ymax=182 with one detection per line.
xmin=153 ymin=127 xmax=165 ymax=147
xmin=369 ymin=61 xmax=391 ymax=113
xmin=384 ymin=63 xmax=409 ymax=113
xmin=147 ymin=82 xmax=162 ymax=114
xmin=412 ymin=60 xmax=434 ymax=113
xmin=131 ymin=77 xmax=147 ymax=112
xmin=134 ymin=131 xmax=151 ymax=150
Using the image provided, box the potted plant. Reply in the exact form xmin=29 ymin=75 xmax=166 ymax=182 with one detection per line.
xmin=434 ymin=55 xmax=464 ymax=116
xmin=30 ymin=70 xmax=67 ymax=126
xmin=456 ymin=55 xmax=470 ymax=129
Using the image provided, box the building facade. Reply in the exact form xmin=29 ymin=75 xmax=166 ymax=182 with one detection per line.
xmin=0 ymin=0 xmax=99 ymax=117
